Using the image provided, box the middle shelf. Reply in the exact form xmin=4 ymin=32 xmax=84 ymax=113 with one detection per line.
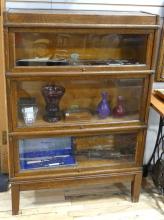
xmin=7 ymin=73 xmax=150 ymax=132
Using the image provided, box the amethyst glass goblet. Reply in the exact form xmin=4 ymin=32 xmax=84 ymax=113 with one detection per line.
xmin=42 ymin=84 xmax=65 ymax=122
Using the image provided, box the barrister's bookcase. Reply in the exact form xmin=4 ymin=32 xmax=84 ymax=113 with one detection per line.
xmin=4 ymin=9 xmax=159 ymax=215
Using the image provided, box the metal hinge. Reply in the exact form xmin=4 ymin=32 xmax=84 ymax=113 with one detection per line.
xmin=2 ymin=131 xmax=7 ymax=145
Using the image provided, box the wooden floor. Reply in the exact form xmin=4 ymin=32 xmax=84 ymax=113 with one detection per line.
xmin=0 ymin=178 xmax=163 ymax=220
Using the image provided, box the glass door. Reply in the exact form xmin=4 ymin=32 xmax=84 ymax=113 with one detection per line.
xmin=8 ymin=75 xmax=149 ymax=131
xmin=14 ymin=131 xmax=140 ymax=175
xmin=8 ymin=28 xmax=154 ymax=71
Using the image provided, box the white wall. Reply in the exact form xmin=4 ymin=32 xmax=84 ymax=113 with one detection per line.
xmin=5 ymin=0 xmax=164 ymax=164
xmin=5 ymin=1 xmax=164 ymax=16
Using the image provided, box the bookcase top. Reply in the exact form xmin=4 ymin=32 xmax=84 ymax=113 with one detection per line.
xmin=4 ymin=9 xmax=158 ymax=27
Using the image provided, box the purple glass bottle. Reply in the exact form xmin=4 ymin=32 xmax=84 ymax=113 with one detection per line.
xmin=97 ymin=92 xmax=111 ymax=119
xmin=113 ymin=96 xmax=125 ymax=117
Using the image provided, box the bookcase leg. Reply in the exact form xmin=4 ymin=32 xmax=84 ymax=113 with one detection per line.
xmin=131 ymin=173 xmax=142 ymax=203
xmin=11 ymin=184 xmax=20 ymax=215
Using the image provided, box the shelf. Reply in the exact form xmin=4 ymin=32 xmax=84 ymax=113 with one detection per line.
xmin=17 ymin=113 xmax=139 ymax=129
xmin=13 ymin=78 xmax=144 ymax=130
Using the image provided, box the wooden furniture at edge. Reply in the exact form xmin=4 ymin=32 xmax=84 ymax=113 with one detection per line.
xmin=143 ymin=92 xmax=164 ymax=179
xmin=151 ymin=92 xmax=164 ymax=116
xmin=4 ymin=10 xmax=159 ymax=215
xmin=156 ymin=19 xmax=164 ymax=81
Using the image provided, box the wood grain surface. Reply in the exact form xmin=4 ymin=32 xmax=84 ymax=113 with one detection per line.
xmin=0 ymin=0 xmax=8 ymax=173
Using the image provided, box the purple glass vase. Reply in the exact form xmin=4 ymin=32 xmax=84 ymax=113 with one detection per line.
xmin=97 ymin=92 xmax=111 ymax=119
xmin=42 ymin=84 xmax=65 ymax=122
xmin=113 ymin=96 xmax=125 ymax=117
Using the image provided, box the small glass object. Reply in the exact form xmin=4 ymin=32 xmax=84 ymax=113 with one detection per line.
xmin=21 ymin=106 xmax=38 ymax=125
xmin=113 ymin=96 xmax=125 ymax=117
xmin=97 ymin=92 xmax=111 ymax=119
xmin=70 ymin=53 xmax=80 ymax=65
xmin=18 ymin=97 xmax=38 ymax=126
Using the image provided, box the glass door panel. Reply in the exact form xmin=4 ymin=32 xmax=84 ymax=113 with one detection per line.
xmin=13 ymin=77 xmax=145 ymax=129
xmin=14 ymin=31 xmax=148 ymax=67
xmin=18 ymin=133 xmax=137 ymax=172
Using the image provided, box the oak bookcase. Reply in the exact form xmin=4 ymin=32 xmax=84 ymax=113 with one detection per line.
xmin=4 ymin=9 xmax=159 ymax=215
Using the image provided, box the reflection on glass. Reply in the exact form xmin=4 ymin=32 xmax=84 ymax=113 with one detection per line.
xmin=15 ymin=32 xmax=147 ymax=66
xmin=74 ymin=133 xmax=136 ymax=162
xmin=19 ymin=133 xmax=137 ymax=171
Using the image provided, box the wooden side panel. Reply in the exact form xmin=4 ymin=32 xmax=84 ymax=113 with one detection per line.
xmin=0 ymin=0 xmax=9 ymax=173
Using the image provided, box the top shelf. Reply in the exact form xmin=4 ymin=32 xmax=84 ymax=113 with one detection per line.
xmin=4 ymin=9 xmax=159 ymax=73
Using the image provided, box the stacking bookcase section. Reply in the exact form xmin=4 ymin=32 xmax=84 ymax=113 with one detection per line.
xmin=5 ymin=10 xmax=158 ymax=73
xmin=4 ymin=9 xmax=159 ymax=215
xmin=8 ymin=74 xmax=150 ymax=132
xmin=11 ymin=131 xmax=142 ymax=176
